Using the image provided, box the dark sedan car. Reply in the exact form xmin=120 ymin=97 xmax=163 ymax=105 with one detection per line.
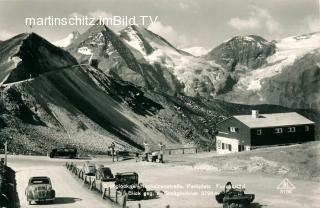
xmin=25 ymin=176 xmax=55 ymax=205
xmin=95 ymin=166 xmax=114 ymax=182
xmin=49 ymin=147 xmax=77 ymax=159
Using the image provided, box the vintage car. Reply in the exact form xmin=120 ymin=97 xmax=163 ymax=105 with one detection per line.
xmin=95 ymin=166 xmax=114 ymax=182
xmin=25 ymin=176 xmax=55 ymax=205
xmin=82 ymin=161 xmax=97 ymax=176
xmin=49 ymin=147 xmax=77 ymax=159
xmin=215 ymin=182 xmax=255 ymax=208
xmin=115 ymin=172 xmax=147 ymax=200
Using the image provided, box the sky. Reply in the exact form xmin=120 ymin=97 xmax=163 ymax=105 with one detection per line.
xmin=0 ymin=0 xmax=319 ymax=49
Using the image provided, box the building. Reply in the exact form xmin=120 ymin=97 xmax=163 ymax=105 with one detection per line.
xmin=215 ymin=111 xmax=315 ymax=154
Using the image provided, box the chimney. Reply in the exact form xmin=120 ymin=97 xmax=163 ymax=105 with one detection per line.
xmin=252 ymin=110 xmax=259 ymax=118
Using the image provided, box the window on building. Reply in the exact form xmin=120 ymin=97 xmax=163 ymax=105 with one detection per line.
xmin=275 ymin=128 xmax=283 ymax=134
xmin=238 ymin=145 xmax=245 ymax=152
xmin=288 ymin=127 xmax=296 ymax=133
xmin=257 ymin=129 xmax=262 ymax=135
xmin=228 ymin=144 xmax=232 ymax=151
xmin=229 ymin=127 xmax=238 ymax=133
xmin=305 ymin=126 xmax=309 ymax=132
xmin=222 ymin=143 xmax=225 ymax=150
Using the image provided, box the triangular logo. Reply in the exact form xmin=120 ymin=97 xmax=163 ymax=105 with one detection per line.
xmin=276 ymin=178 xmax=295 ymax=190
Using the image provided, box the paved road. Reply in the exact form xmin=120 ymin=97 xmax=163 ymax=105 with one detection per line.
xmin=5 ymin=154 xmax=320 ymax=208
xmin=8 ymin=156 xmax=116 ymax=208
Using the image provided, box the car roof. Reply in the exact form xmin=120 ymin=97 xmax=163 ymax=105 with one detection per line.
xmin=117 ymin=172 xmax=137 ymax=175
xmin=53 ymin=147 xmax=77 ymax=150
xmin=30 ymin=176 xmax=50 ymax=179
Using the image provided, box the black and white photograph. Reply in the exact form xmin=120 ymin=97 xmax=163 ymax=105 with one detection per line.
xmin=0 ymin=0 xmax=319 ymax=207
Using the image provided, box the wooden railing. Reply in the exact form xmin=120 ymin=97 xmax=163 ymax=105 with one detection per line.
xmin=162 ymin=147 xmax=198 ymax=155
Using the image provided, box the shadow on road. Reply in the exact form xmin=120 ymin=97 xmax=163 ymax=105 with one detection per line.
xmin=250 ymin=202 xmax=267 ymax=208
xmin=53 ymin=197 xmax=82 ymax=204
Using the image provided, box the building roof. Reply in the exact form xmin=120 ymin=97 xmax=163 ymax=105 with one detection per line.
xmin=233 ymin=112 xmax=314 ymax=128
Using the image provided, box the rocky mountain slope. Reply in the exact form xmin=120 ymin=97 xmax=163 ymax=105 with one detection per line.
xmin=1 ymin=32 xmax=317 ymax=154
xmin=217 ymin=32 xmax=320 ymax=110
xmin=65 ymin=24 xmax=229 ymax=97
xmin=63 ymin=25 xmax=319 ymax=111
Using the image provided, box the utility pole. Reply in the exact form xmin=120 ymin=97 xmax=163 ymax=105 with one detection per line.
xmin=4 ymin=141 xmax=7 ymax=166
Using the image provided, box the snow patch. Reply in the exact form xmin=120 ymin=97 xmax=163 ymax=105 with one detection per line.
xmin=54 ymin=31 xmax=79 ymax=48
xmin=122 ymin=26 xmax=146 ymax=55
xmin=78 ymin=47 xmax=92 ymax=55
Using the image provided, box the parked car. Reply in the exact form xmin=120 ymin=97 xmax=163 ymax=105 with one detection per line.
xmin=115 ymin=172 xmax=147 ymax=200
xmin=49 ymin=147 xmax=77 ymax=159
xmin=95 ymin=166 xmax=114 ymax=182
xmin=25 ymin=176 xmax=55 ymax=205
xmin=82 ymin=161 xmax=96 ymax=176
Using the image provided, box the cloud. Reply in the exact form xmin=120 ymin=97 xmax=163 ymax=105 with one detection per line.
xmin=147 ymin=21 xmax=190 ymax=47
xmin=178 ymin=1 xmax=198 ymax=13
xmin=69 ymin=12 xmax=84 ymax=18
xmin=304 ymin=15 xmax=320 ymax=32
xmin=228 ymin=5 xmax=281 ymax=33
xmin=89 ymin=10 xmax=113 ymax=19
xmin=0 ymin=30 xmax=15 ymax=41
xmin=228 ymin=17 xmax=260 ymax=30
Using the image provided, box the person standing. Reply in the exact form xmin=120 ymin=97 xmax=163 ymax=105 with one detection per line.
xmin=143 ymin=141 xmax=150 ymax=162
xmin=158 ymin=142 xmax=165 ymax=163
xmin=109 ymin=142 xmax=115 ymax=162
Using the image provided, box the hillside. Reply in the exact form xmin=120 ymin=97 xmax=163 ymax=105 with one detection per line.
xmin=0 ymin=31 xmax=319 ymax=154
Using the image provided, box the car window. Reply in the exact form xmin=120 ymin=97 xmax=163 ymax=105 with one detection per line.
xmin=30 ymin=178 xmax=50 ymax=184
xmin=102 ymin=169 xmax=112 ymax=175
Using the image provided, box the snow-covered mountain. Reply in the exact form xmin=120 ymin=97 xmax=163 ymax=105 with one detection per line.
xmin=60 ymin=26 xmax=320 ymax=110
xmin=53 ymin=31 xmax=80 ymax=48
xmin=218 ymin=32 xmax=320 ymax=110
xmin=66 ymin=25 xmax=231 ymax=97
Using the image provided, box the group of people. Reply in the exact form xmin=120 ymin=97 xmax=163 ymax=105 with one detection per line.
xmin=142 ymin=141 xmax=165 ymax=163
xmin=109 ymin=141 xmax=166 ymax=163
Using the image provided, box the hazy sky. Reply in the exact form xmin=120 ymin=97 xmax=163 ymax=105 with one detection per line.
xmin=0 ymin=0 xmax=319 ymax=49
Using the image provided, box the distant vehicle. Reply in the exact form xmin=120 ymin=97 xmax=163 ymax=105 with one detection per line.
xmin=82 ymin=161 xmax=96 ymax=176
xmin=95 ymin=166 xmax=115 ymax=182
xmin=215 ymin=182 xmax=255 ymax=208
xmin=49 ymin=147 xmax=77 ymax=159
xmin=25 ymin=176 xmax=55 ymax=205
xmin=115 ymin=172 xmax=147 ymax=200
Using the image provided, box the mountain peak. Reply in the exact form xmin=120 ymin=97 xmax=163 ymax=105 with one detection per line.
xmin=206 ymin=34 xmax=276 ymax=71
xmin=0 ymin=32 xmax=77 ymax=85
